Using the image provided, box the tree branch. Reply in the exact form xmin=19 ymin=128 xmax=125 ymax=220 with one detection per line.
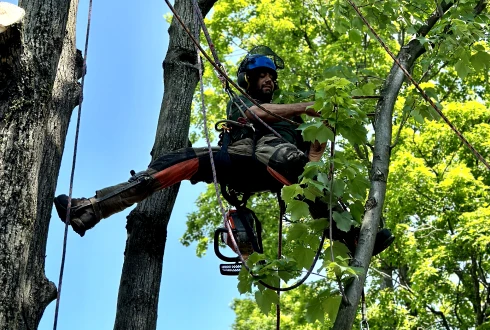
xmin=391 ymin=100 xmax=414 ymax=149
xmin=454 ymin=279 xmax=464 ymax=327
xmin=471 ymin=253 xmax=484 ymax=325
xmin=427 ymin=306 xmax=451 ymax=330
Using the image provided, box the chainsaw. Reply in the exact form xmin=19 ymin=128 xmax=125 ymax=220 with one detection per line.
xmin=214 ymin=207 xmax=263 ymax=275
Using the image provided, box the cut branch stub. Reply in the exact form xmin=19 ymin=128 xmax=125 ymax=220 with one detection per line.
xmin=0 ymin=2 xmax=25 ymax=34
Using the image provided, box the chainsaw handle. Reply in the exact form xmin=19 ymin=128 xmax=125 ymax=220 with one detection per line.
xmin=214 ymin=228 xmax=240 ymax=262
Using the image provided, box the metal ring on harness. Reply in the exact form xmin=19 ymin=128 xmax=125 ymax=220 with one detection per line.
xmin=215 ymin=119 xmax=254 ymax=132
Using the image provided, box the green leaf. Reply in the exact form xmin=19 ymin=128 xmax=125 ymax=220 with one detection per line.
xmin=302 ymin=163 xmax=320 ymax=179
xmin=287 ymin=223 xmax=308 ymax=240
xmin=351 ymin=88 xmax=364 ymax=96
xmin=305 ymin=296 xmax=325 ymax=323
xmin=411 ymin=109 xmax=424 ymax=124
xmin=303 ymin=184 xmax=323 ymax=201
xmin=317 ymin=125 xmax=335 ymax=143
xmin=339 ymin=122 xmax=367 ymax=145
xmin=361 ymin=82 xmax=376 ymax=95
xmin=470 ymin=51 xmax=490 ymax=72
xmin=349 ymin=29 xmax=362 ymax=43
xmin=247 ymin=252 xmax=267 ymax=266
xmin=299 ymin=122 xmax=333 ymax=143
xmin=261 ymin=273 xmax=281 ymax=289
xmin=282 ymin=184 xmax=302 ymax=203
xmin=455 ymin=60 xmax=471 ymax=79
xmin=287 ymin=200 xmax=310 ymax=221
xmin=323 ymin=296 xmax=342 ymax=322
xmin=317 ymin=172 xmax=330 ymax=186
xmin=276 ymin=258 xmax=299 ymax=282
xmin=291 ymin=245 xmax=316 ymax=270
xmin=307 ymin=218 xmax=329 ymax=232
xmin=264 ymin=288 xmax=280 ymax=305
xmin=324 ymin=240 xmax=351 ymax=261
xmin=349 ymin=200 xmax=364 ymax=222
xmin=326 ymin=261 xmax=343 ymax=276
xmin=332 ymin=211 xmax=355 ymax=232
xmin=352 ymin=16 xmax=363 ymax=29
xmin=302 ymin=125 xmax=320 ymax=142
xmin=237 ymin=266 xmax=253 ymax=294
xmin=255 ymin=289 xmax=279 ymax=315
xmin=332 ymin=179 xmax=345 ymax=197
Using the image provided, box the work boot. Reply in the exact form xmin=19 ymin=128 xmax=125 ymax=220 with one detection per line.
xmin=53 ymin=175 xmax=156 ymax=236
xmin=335 ymin=227 xmax=395 ymax=257
xmin=373 ymin=228 xmax=395 ymax=256
xmin=307 ymin=198 xmax=395 ymax=256
xmin=54 ymin=194 xmax=100 ymax=237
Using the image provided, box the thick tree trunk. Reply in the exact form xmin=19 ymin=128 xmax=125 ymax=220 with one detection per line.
xmin=332 ymin=1 xmax=489 ymax=327
xmin=113 ymin=0 xmax=216 ymax=329
xmin=0 ymin=0 xmax=81 ymax=328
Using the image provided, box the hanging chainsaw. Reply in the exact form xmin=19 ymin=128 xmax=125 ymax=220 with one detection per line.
xmin=214 ymin=207 xmax=263 ymax=276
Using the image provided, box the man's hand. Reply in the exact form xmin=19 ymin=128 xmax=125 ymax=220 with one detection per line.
xmin=308 ymin=140 xmax=327 ymax=162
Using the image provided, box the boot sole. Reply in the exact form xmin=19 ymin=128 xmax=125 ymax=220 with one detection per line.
xmin=373 ymin=234 xmax=395 ymax=256
xmin=53 ymin=195 xmax=87 ymax=237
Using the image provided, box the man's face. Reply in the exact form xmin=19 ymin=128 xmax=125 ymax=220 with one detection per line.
xmin=254 ymin=71 xmax=275 ymax=96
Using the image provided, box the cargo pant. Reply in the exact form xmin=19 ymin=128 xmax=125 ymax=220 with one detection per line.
xmin=91 ymin=135 xmax=309 ymax=220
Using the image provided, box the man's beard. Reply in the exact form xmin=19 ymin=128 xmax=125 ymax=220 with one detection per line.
xmin=249 ymin=86 xmax=274 ymax=103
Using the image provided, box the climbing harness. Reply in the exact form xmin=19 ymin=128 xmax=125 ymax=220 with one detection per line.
xmin=53 ymin=0 xmax=94 ymax=329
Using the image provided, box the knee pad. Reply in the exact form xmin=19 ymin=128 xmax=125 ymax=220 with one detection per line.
xmin=268 ymin=147 xmax=308 ymax=184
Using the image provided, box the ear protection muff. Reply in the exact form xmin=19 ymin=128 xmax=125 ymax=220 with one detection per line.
xmin=237 ymin=72 xmax=249 ymax=89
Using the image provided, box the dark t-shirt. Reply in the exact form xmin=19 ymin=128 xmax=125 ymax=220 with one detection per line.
xmin=226 ymin=95 xmax=305 ymax=147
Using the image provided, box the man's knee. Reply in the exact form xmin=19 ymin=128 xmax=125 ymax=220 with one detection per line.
xmin=267 ymin=145 xmax=308 ymax=184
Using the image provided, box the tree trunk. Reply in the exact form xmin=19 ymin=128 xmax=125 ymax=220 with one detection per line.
xmin=0 ymin=0 xmax=82 ymax=329
xmin=113 ymin=0 xmax=216 ymax=329
xmin=333 ymin=0 xmax=487 ymax=327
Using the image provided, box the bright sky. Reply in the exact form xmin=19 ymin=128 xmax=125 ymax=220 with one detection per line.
xmin=7 ymin=0 xmax=239 ymax=329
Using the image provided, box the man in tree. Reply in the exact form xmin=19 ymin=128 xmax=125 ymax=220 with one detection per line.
xmin=54 ymin=46 xmax=393 ymax=255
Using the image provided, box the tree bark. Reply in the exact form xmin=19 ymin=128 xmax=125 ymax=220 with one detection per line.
xmin=0 ymin=0 xmax=81 ymax=329
xmin=113 ymin=0 xmax=216 ymax=329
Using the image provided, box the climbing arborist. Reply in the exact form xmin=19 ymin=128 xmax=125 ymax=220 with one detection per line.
xmin=54 ymin=46 xmax=394 ymax=256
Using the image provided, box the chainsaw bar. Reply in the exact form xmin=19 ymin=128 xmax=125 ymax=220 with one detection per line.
xmin=219 ymin=263 xmax=242 ymax=276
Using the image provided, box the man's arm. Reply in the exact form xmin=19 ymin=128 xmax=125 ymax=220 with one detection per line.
xmin=246 ymin=102 xmax=318 ymax=123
